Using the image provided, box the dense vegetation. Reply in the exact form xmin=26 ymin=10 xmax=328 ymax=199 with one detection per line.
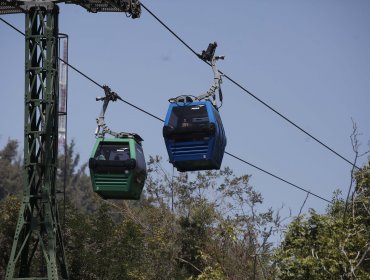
xmin=0 ymin=139 xmax=369 ymax=279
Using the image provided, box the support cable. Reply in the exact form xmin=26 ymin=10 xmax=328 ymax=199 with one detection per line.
xmin=139 ymin=3 xmax=359 ymax=170
xmin=225 ymin=152 xmax=331 ymax=204
xmin=0 ymin=17 xmax=24 ymax=35
xmin=139 ymin=4 xmax=199 ymax=58
xmin=1 ymin=17 xmax=333 ymax=205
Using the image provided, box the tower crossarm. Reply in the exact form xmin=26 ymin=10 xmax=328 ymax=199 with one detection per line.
xmin=0 ymin=0 xmax=27 ymax=14
xmin=0 ymin=0 xmax=141 ymax=17
xmin=65 ymin=0 xmax=141 ymax=17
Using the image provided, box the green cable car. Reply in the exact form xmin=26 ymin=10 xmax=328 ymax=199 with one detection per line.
xmin=88 ymin=85 xmax=146 ymax=200
xmin=89 ymin=135 xmax=146 ymax=200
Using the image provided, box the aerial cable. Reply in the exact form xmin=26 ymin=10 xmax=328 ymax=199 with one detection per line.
xmin=0 ymin=17 xmax=332 ymax=205
xmin=59 ymin=58 xmax=103 ymax=89
xmin=0 ymin=17 xmax=24 ymax=35
xmin=139 ymin=3 xmax=199 ymax=58
xmin=118 ymin=96 xmax=165 ymax=122
xmin=225 ymin=152 xmax=331 ymax=204
xmin=219 ymin=72 xmax=359 ymax=170
xmin=139 ymin=3 xmax=359 ymax=170
xmin=59 ymin=58 xmax=163 ymax=122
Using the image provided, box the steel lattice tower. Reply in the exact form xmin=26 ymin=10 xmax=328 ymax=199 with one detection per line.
xmin=4 ymin=4 xmax=68 ymax=279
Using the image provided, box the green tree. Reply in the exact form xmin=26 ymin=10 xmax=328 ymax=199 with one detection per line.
xmin=0 ymin=139 xmax=22 ymax=199
xmin=0 ymin=196 xmax=21 ymax=279
xmin=57 ymin=140 xmax=96 ymax=212
xmin=274 ymin=162 xmax=370 ymax=280
xmin=1 ymin=139 xmax=282 ymax=279
xmin=145 ymin=157 xmax=282 ymax=279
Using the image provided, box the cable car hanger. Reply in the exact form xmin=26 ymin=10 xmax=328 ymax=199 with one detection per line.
xmin=95 ymin=85 xmax=143 ymax=142
xmin=169 ymin=42 xmax=225 ymax=109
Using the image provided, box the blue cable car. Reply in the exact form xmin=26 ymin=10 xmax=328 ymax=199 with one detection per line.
xmin=163 ymin=101 xmax=226 ymax=172
xmin=163 ymin=42 xmax=227 ymax=172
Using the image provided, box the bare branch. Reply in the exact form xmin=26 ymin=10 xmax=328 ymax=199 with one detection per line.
xmin=343 ymin=120 xmax=360 ymax=221
xmin=354 ymin=244 xmax=370 ymax=272
xmin=257 ymin=255 xmax=268 ymax=280
xmin=350 ymin=119 xmax=360 ymax=154
xmin=298 ymin=192 xmax=310 ymax=217
xmin=176 ymin=257 xmax=202 ymax=273
xmin=311 ymin=249 xmax=329 ymax=274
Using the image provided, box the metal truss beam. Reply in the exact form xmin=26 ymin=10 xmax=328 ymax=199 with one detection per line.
xmin=0 ymin=0 xmax=58 ymax=14
xmin=65 ymin=0 xmax=141 ymax=17
xmin=0 ymin=0 xmax=24 ymax=14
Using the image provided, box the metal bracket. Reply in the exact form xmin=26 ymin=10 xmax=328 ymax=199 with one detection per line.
xmin=169 ymin=42 xmax=224 ymax=108
xmin=95 ymin=85 xmax=142 ymax=141
xmin=196 ymin=42 xmax=224 ymax=106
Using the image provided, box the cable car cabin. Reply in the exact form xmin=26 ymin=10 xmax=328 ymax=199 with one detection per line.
xmin=89 ymin=137 xmax=146 ymax=200
xmin=163 ymin=101 xmax=226 ymax=172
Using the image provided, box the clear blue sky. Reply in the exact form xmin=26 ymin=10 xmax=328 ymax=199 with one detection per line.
xmin=1 ymin=0 xmax=369 ymax=217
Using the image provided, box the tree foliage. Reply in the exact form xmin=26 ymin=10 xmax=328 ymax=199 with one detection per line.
xmin=7 ymin=140 xmax=370 ymax=280
xmin=0 ymin=196 xmax=21 ymax=279
xmin=56 ymin=140 xmax=96 ymax=212
xmin=0 ymin=139 xmax=22 ymax=199
xmin=0 ymin=140 xmax=283 ymax=279
xmin=144 ymin=156 xmax=282 ymax=279
xmin=274 ymin=162 xmax=370 ymax=279
xmin=2 ymin=139 xmax=368 ymax=279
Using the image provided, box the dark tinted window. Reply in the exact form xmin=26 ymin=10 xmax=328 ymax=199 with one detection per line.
xmin=213 ymin=108 xmax=223 ymax=131
xmin=135 ymin=144 xmax=146 ymax=170
xmin=169 ymin=105 xmax=209 ymax=128
xmin=94 ymin=143 xmax=130 ymax=161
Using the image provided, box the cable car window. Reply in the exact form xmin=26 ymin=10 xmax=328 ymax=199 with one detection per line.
xmin=168 ymin=113 xmax=178 ymax=128
xmin=169 ymin=105 xmax=209 ymax=128
xmin=135 ymin=144 xmax=146 ymax=170
xmin=213 ymin=108 xmax=222 ymax=129
xmin=94 ymin=143 xmax=130 ymax=161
